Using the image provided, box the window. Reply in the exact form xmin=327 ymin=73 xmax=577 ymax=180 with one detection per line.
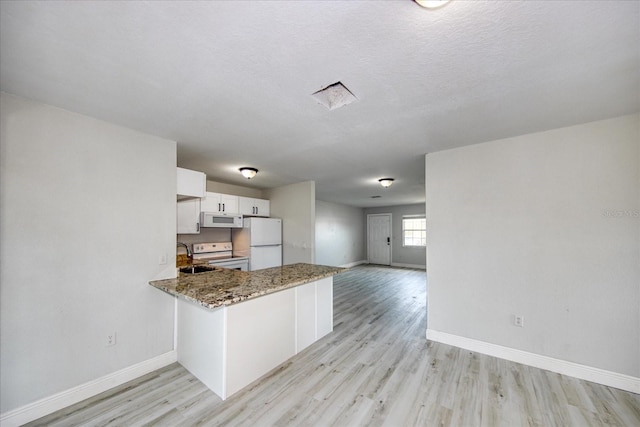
xmin=402 ymin=216 xmax=426 ymax=247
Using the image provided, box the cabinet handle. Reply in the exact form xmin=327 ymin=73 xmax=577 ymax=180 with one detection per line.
xmin=222 ymin=203 xmax=225 ymax=212
xmin=197 ymin=222 xmax=200 ymax=232
xmin=218 ymin=203 xmax=221 ymax=211
xmin=256 ymin=206 xmax=259 ymax=215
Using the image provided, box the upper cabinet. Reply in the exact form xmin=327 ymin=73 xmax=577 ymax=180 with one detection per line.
xmin=177 ymin=167 xmax=206 ymax=200
xmin=177 ymin=198 xmax=201 ymax=234
xmin=238 ymin=196 xmax=270 ymax=217
xmin=201 ymin=192 xmax=239 ymax=214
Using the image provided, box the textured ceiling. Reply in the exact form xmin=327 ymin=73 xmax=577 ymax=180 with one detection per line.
xmin=1 ymin=1 xmax=638 ymax=207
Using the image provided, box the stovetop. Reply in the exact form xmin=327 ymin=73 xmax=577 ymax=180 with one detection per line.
xmin=191 ymin=241 xmax=248 ymax=262
xmin=194 ymin=254 xmax=249 ymax=262
xmin=193 ymin=242 xmax=232 ymax=254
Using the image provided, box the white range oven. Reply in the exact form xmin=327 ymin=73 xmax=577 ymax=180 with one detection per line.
xmin=192 ymin=242 xmax=249 ymax=271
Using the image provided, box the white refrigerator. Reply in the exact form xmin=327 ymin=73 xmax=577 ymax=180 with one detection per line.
xmin=232 ymin=217 xmax=282 ymax=271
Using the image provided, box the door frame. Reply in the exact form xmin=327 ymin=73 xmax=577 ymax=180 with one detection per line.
xmin=367 ymin=213 xmax=392 ymax=265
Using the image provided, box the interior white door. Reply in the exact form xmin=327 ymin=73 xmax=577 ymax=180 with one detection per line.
xmin=368 ymin=214 xmax=391 ymax=265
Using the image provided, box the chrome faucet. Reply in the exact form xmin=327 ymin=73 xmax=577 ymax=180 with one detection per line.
xmin=177 ymin=241 xmax=192 ymax=258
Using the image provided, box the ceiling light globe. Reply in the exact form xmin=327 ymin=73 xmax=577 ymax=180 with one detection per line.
xmin=239 ymin=167 xmax=258 ymax=179
xmin=378 ymin=178 xmax=394 ymax=188
xmin=415 ymin=0 xmax=451 ymax=9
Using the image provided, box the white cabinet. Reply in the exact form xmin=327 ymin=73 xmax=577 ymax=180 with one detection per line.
xmin=238 ymin=196 xmax=270 ymax=217
xmin=253 ymin=198 xmax=270 ymax=216
xmin=226 ymin=288 xmax=296 ymax=397
xmin=175 ymin=276 xmax=334 ymax=400
xmin=177 ymin=299 xmax=224 ymax=394
xmin=177 ymin=167 xmax=206 ymax=200
xmin=177 ymin=290 xmax=296 ymax=400
xmin=201 ymin=192 xmax=239 ymax=214
xmin=296 ymin=283 xmax=317 ymax=352
xmin=295 ymin=277 xmax=333 ymax=352
xmin=199 ymin=193 xmax=268 ymax=216
xmin=316 ymin=277 xmax=334 ymax=338
xmin=177 ymin=198 xmax=200 ymax=234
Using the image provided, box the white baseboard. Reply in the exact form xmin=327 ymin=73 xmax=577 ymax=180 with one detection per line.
xmin=0 ymin=350 xmax=178 ymax=427
xmin=360 ymin=261 xmax=427 ymax=270
xmin=426 ymin=329 xmax=640 ymax=394
xmin=340 ymin=260 xmax=368 ymax=268
xmin=391 ymin=262 xmax=426 ymax=270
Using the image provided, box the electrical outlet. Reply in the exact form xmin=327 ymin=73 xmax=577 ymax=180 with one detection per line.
xmin=159 ymin=253 xmax=167 ymax=265
xmin=106 ymin=332 xmax=117 ymax=346
xmin=514 ymin=315 xmax=524 ymax=327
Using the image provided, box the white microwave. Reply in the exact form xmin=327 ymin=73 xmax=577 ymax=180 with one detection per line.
xmin=201 ymin=212 xmax=243 ymax=228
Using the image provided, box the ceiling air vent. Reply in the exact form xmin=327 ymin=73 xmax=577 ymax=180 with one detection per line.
xmin=312 ymin=81 xmax=357 ymax=110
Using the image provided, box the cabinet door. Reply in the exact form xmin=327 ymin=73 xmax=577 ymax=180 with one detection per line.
xmin=177 ymin=199 xmax=201 ymax=234
xmin=238 ymin=196 xmax=254 ymax=216
xmin=253 ymin=198 xmax=270 ymax=217
xmin=238 ymin=197 xmax=270 ymax=216
xmin=220 ymin=194 xmax=239 ymax=214
xmin=201 ymin=192 xmax=239 ymax=214
xmin=296 ymin=283 xmax=317 ymax=352
xmin=200 ymin=192 xmax=221 ymax=213
xmin=177 ymin=167 xmax=205 ymax=199
xmin=316 ymin=277 xmax=334 ymax=339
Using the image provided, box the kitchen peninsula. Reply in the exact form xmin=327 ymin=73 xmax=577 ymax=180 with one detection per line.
xmin=149 ymin=263 xmax=345 ymax=400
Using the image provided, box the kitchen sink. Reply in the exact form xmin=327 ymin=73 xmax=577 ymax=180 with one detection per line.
xmin=179 ymin=265 xmax=219 ymax=275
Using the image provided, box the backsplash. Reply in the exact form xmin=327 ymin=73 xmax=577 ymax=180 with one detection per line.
xmin=177 ymin=228 xmax=232 ymax=249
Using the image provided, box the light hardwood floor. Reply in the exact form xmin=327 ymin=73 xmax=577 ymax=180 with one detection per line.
xmin=27 ymin=265 xmax=640 ymax=426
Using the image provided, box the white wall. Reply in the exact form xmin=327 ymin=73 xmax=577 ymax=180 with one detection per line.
xmin=206 ymin=180 xmax=263 ymax=198
xmin=178 ymin=228 xmax=232 ymax=249
xmin=364 ymin=204 xmax=427 ymax=268
xmin=0 ymin=94 xmax=177 ymax=413
xmin=315 ymin=200 xmax=365 ymax=267
xmin=426 ymin=114 xmax=639 ymax=378
xmin=265 ymin=181 xmax=315 ymax=264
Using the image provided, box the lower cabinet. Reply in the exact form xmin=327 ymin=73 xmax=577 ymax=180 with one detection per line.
xmin=295 ymin=283 xmax=317 ymax=352
xmin=226 ymin=290 xmax=296 ymax=397
xmin=316 ymin=277 xmax=334 ymax=338
xmin=295 ymin=277 xmax=333 ymax=352
xmin=176 ymin=277 xmax=333 ymax=400
xmin=176 ymin=298 xmax=225 ymax=394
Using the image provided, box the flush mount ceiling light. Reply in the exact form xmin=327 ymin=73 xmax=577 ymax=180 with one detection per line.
xmin=378 ymin=178 xmax=395 ymax=188
xmin=239 ymin=167 xmax=258 ymax=179
xmin=414 ymin=0 xmax=451 ymax=9
xmin=312 ymin=81 xmax=358 ymax=111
